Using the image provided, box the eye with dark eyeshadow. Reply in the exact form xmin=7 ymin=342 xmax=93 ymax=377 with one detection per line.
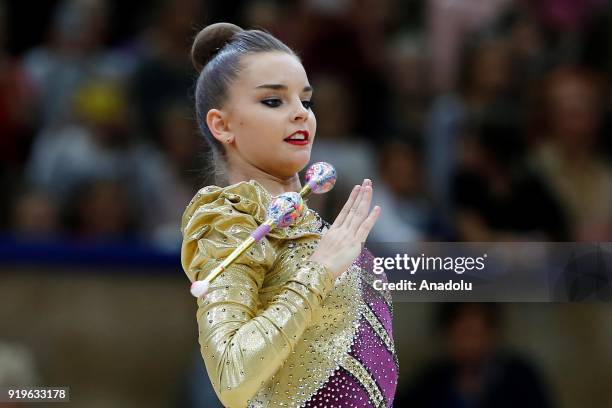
xmin=261 ymin=98 xmax=315 ymax=110
xmin=302 ymin=100 xmax=315 ymax=110
xmin=261 ymin=98 xmax=282 ymax=107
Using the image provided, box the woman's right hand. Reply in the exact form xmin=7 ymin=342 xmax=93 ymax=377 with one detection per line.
xmin=309 ymin=179 xmax=381 ymax=279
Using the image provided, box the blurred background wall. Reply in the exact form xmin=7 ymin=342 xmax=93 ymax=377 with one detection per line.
xmin=1 ymin=0 xmax=612 ymax=407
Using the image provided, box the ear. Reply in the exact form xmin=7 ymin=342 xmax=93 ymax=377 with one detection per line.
xmin=206 ymin=108 xmax=234 ymax=144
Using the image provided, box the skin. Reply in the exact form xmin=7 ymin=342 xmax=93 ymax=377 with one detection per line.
xmin=445 ymin=308 xmax=498 ymax=397
xmin=206 ymin=51 xmax=316 ymax=196
xmin=205 ymin=51 xmax=381 ymax=278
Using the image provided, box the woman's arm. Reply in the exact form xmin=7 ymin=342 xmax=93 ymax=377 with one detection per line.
xmin=195 ymin=259 xmax=332 ymax=407
xmin=182 ymin=205 xmax=333 ymax=407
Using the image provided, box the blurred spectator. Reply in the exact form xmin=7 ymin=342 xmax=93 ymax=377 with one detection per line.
xmin=22 ymin=0 xmax=129 ymax=128
xmin=128 ymin=0 xmax=203 ymax=141
xmin=427 ymin=0 xmax=512 ymax=91
xmin=0 ymin=1 xmax=36 ymax=173
xmin=529 ymin=66 xmax=612 ymax=240
xmin=501 ymin=6 xmax=549 ymax=86
xmin=269 ymin=0 xmax=319 ymax=55
xmin=1 ymin=0 xmax=612 ymax=248
xmin=150 ymin=102 xmax=202 ymax=248
xmin=25 ymin=79 xmax=171 ymax=238
xmin=536 ymin=0 xmax=608 ymax=33
xmin=241 ymin=0 xmax=283 ymax=30
xmin=425 ymin=33 xmax=517 ymax=235
xmin=308 ymin=74 xmax=377 ymax=221
xmin=10 ymin=189 xmax=60 ymax=239
xmin=530 ymin=0 xmax=610 ymax=67
xmin=395 ymin=303 xmax=555 ymax=408
xmin=342 ymin=0 xmax=400 ymax=71
xmin=451 ymin=117 xmax=568 ymax=241
xmin=63 ymin=178 xmax=137 ymax=240
xmin=370 ymin=137 xmax=435 ymax=242
xmin=582 ymin=4 xmax=612 ymax=75
xmin=383 ymin=32 xmax=431 ymax=134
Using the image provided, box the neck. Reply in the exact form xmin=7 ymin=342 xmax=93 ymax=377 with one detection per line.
xmin=227 ymin=161 xmax=302 ymax=197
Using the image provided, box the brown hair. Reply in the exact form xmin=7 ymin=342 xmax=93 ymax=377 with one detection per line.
xmin=191 ymin=22 xmax=296 ymax=186
xmin=526 ymin=65 xmax=605 ymax=146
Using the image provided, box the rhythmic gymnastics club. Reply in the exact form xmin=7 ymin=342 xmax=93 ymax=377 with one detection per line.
xmin=190 ymin=162 xmax=337 ymax=298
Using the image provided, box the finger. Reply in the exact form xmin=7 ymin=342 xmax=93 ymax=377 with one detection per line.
xmin=346 ymin=179 xmax=370 ymax=228
xmin=332 ymin=185 xmax=360 ymax=229
xmin=356 ymin=205 xmax=381 ymax=242
xmin=345 ymin=182 xmax=367 ymax=228
xmin=340 ymin=179 xmax=368 ymax=228
xmin=349 ymin=182 xmax=373 ymax=231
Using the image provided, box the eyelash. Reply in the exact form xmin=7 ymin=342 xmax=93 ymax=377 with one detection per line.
xmin=261 ymin=98 xmax=315 ymax=110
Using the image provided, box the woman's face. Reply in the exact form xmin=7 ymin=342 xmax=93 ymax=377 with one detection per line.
xmin=471 ymin=42 xmax=511 ymax=95
xmin=222 ymin=51 xmax=316 ymax=179
xmin=549 ymin=75 xmax=600 ymax=148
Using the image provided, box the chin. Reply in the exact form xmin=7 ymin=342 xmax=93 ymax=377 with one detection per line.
xmin=295 ymin=156 xmax=312 ymax=173
xmin=286 ymin=151 xmax=311 ymax=169
xmin=279 ymin=159 xmax=310 ymax=178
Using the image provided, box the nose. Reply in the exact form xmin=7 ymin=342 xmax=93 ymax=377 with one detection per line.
xmin=291 ymin=99 xmax=309 ymax=122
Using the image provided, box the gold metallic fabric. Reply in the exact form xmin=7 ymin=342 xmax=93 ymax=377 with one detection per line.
xmin=180 ymin=180 xmax=392 ymax=407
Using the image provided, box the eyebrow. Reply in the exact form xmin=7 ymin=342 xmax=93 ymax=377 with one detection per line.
xmin=255 ymin=84 xmax=313 ymax=92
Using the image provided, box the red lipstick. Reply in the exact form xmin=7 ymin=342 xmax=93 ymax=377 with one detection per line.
xmin=284 ymin=130 xmax=309 ymax=146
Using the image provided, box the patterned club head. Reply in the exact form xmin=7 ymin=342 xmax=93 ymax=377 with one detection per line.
xmin=267 ymin=192 xmax=305 ymax=228
xmin=305 ymin=162 xmax=337 ymax=194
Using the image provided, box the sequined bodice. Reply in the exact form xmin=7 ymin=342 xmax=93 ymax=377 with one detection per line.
xmin=251 ymin=245 xmax=398 ymax=407
xmin=181 ymin=180 xmax=398 ymax=408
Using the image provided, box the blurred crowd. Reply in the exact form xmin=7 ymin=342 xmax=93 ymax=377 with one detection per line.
xmin=3 ymin=2 xmax=612 ymax=407
xmin=2 ymin=0 xmax=612 ymax=248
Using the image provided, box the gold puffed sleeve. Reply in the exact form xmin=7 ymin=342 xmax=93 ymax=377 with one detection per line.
xmin=180 ymin=182 xmax=335 ymax=408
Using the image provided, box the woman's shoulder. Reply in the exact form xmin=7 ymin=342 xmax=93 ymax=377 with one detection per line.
xmin=180 ymin=180 xmax=276 ymax=282
xmin=181 ymin=179 xmax=325 ymax=241
xmin=181 ymin=180 xmax=267 ymax=236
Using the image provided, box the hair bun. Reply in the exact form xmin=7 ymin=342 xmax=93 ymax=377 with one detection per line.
xmin=191 ymin=22 xmax=244 ymax=72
